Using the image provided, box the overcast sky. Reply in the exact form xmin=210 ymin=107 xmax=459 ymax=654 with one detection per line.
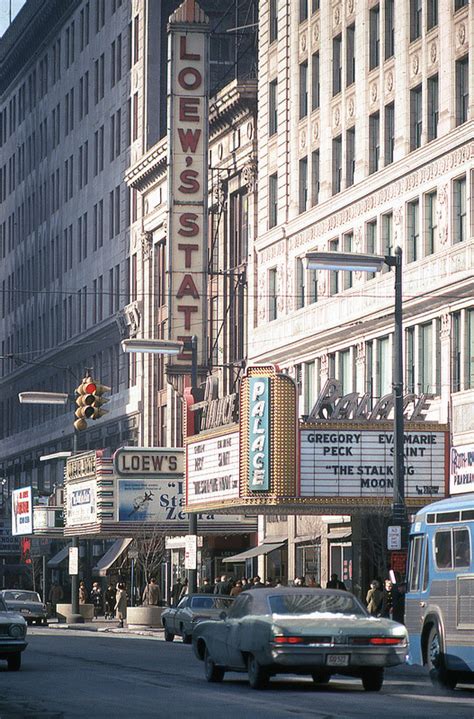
xmin=0 ymin=0 xmax=27 ymax=38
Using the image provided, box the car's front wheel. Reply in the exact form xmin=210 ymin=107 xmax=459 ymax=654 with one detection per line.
xmin=7 ymin=654 xmax=21 ymax=671
xmin=247 ymin=654 xmax=269 ymax=689
xmin=164 ymin=626 xmax=175 ymax=642
xmin=361 ymin=667 xmax=384 ymax=691
xmin=204 ymin=648 xmax=225 ymax=683
xmin=426 ymin=625 xmax=457 ymax=690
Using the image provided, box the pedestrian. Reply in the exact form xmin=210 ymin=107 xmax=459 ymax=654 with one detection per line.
xmin=179 ymin=577 xmax=189 ymax=601
xmin=252 ymin=576 xmax=264 ymax=588
xmin=200 ymin=578 xmax=214 ymax=594
xmin=114 ymin=582 xmax=127 ymax=628
xmin=380 ymin=579 xmax=394 ymax=619
xmin=392 ymin=582 xmax=406 ymax=624
xmin=293 ymin=576 xmax=306 ymax=587
xmin=214 ymin=574 xmax=231 ymax=595
xmin=104 ymin=583 xmax=116 ymax=619
xmin=230 ymin=580 xmax=243 ymax=597
xmin=326 ymin=573 xmax=346 ymax=590
xmin=78 ymin=581 xmax=88 ymax=605
xmin=171 ymin=577 xmax=183 ymax=605
xmin=264 ymin=577 xmax=274 ymax=588
xmin=366 ymin=579 xmax=383 ymax=616
xmin=48 ymin=582 xmax=64 ymax=617
xmin=90 ymin=582 xmax=103 ymax=619
xmin=142 ymin=577 xmax=160 ymax=606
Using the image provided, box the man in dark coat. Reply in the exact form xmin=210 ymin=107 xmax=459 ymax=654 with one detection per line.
xmin=171 ymin=578 xmax=183 ymax=605
xmin=214 ymin=574 xmax=231 ymax=595
xmin=200 ymin=578 xmax=214 ymax=593
xmin=326 ymin=573 xmax=346 ymax=590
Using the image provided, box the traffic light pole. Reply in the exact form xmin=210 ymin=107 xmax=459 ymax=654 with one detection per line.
xmin=187 ymin=336 xmax=198 ymax=594
xmin=68 ymin=430 xmax=83 ymax=623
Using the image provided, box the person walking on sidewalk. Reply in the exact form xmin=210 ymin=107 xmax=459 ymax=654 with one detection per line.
xmin=79 ymin=581 xmax=88 ymax=606
xmin=104 ymin=584 xmax=116 ymax=619
xmin=90 ymin=582 xmax=103 ymax=619
xmin=142 ymin=578 xmax=160 ymax=606
xmin=115 ymin=582 xmax=127 ymax=628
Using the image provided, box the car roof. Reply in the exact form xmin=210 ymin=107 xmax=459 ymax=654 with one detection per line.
xmin=237 ymin=587 xmax=350 ymax=611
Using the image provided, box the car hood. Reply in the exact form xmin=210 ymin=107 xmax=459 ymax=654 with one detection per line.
xmin=259 ymin=614 xmax=407 ymax=636
xmin=0 ymin=609 xmax=27 ymax=624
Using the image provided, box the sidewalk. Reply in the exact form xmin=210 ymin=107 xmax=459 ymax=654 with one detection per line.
xmin=46 ymin=617 xmax=165 ymax=638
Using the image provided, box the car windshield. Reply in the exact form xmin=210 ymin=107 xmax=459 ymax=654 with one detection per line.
xmin=3 ymin=591 xmax=41 ymax=603
xmin=190 ymin=597 xmax=233 ymax=610
xmin=268 ymin=593 xmax=366 ymax=617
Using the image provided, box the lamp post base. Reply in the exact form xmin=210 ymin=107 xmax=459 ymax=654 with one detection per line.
xmin=65 ymin=613 xmax=84 ymax=624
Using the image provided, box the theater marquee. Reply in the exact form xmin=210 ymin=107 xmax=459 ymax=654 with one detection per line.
xmin=167 ymin=0 xmax=209 ymax=372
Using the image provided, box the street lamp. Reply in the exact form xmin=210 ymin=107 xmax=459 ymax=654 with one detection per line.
xmin=121 ymin=336 xmax=199 ymax=593
xmin=305 ymin=247 xmax=406 ymax=535
xmin=18 ymin=391 xmax=83 ymax=623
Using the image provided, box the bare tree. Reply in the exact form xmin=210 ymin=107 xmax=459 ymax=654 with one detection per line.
xmin=133 ymin=523 xmax=166 ymax=587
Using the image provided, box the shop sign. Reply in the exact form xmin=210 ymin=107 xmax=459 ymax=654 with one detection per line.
xmin=66 ymin=452 xmax=97 ymax=481
xmin=0 ymin=522 xmax=20 ymax=554
xmin=33 ymin=507 xmax=64 ymax=530
xmin=184 ymin=535 xmax=197 ymax=570
xmin=114 ymin=447 xmax=184 ymax=477
xmin=308 ymin=379 xmax=432 ymax=422
xmin=11 ymin=487 xmax=33 ymax=536
xmin=187 ymin=431 xmax=239 ymax=506
xmin=450 ymin=444 xmax=474 ymax=495
xmin=167 ymin=2 xmax=209 ymax=370
xmin=66 ymin=480 xmax=97 ymax=526
xmin=300 ymin=427 xmax=447 ymax=499
xmin=69 ymin=546 xmax=79 ymax=575
xmin=248 ymin=377 xmax=270 ymax=491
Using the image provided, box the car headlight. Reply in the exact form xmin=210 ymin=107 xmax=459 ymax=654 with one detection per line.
xmin=9 ymin=624 xmax=25 ymax=639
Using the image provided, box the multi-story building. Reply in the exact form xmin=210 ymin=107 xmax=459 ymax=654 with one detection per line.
xmin=250 ymin=0 xmax=472 ymax=592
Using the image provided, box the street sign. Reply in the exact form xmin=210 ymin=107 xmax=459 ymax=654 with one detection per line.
xmin=184 ymin=535 xmax=197 ymax=570
xmin=69 ymin=546 xmax=79 ymax=575
xmin=387 ymin=525 xmax=402 ymax=551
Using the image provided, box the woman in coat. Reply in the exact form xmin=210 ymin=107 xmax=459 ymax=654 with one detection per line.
xmin=366 ymin=579 xmax=383 ymax=616
xmin=114 ymin=582 xmax=127 ymax=628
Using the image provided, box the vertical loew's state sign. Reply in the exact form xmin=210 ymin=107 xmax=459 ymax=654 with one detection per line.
xmin=167 ymin=0 xmax=209 ymax=371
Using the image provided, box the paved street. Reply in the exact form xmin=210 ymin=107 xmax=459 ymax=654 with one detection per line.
xmin=0 ymin=628 xmax=473 ymax=719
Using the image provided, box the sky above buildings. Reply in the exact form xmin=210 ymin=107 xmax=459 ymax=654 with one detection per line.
xmin=0 ymin=0 xmax=26 ymax=37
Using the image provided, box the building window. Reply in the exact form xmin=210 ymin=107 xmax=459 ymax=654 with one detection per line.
xmin=309 ymin=268 xmax=318 ymax=304
xmin=425 ymin=190 xmax=437 ymax=255
xmin=455 ymin=56 xmax=469 ymax=126
xmin=366 ymin=219 xmax=377 ymax=280
xmin=339 ymin=349 xmax=352 ymax=394
xmin=346 ymin=127 xmax=355 ymax=187
xmin=132 ymin=92 xmax=139 ymax=141
xmin=311 ymin=52 xmax=320 ymax=110
xmin=343 ymin=233 xmax=353 ymax=290
xmin=410 ymin=84 xmax=422 ymax=150
xmin=381 ymin=213 xmax=393 ymax=269
xmin=299 ymin=0 xmax=308 ymax=23
xmin=419 ymin=322 xmax=433 ymax=393
xmin=377 ymin=336 xmax=391 ymax=397
xmin=304 ymin=361 xmax=315 ymax=415
xmin=452 ymin=311 xmax=461 ymax=392
xmin=329 ymin=238 xmax=339 ymax=296
xmin=427 ymin=74 xmax=439 ymax=141
xmin=406 ymin=326 xmax=415 ymax=393
xmin=269 ymin=173 xmax=278 ymax=229
xmin=427 ymin=0 xmax=438 ymax=29
xmin=384 ymin=102 xmax=395 ymax=165
xmin=369 ymin=5 xmax=380 ymax=70
xmin=454 ymin=0 xmax=468 ymax=10
xmin=299 ymin=157 xmax=308 ymax=214
xmin=384 ymin=0 xmax=395 ymax=59
xmin=332 ymin=135 xmax=342 ymax=195
xmin=410 ymin=0 xmax=422 ymax=41
xmin=467 ymin=309 xmax=474 ymax=389
xmin=268 ymin=268 xmax=277 ymax=321
xmin=269 ymin=79 xmax=277 ymax=135
xmin=407 ymin=199 xmax=420 ymax=262
xmin=311 ymin=149 xmax=320 ymax=206
xmin=269 ymin=0 xmax=278 ymax=42
xmin=296 ymin=258 xmax=305 ymax=309
xmin=133 ymin=14 xmax=139 ymax=64
xmin=346 ymin=24 xmax=355 ymax=86
xmin=333 ymin=35 xmax=342 ymax=95
xmin=299 ymin=62 xmax=308 ymax=118
xmin=453 ymin=176 xmax=467 ymax=243
xmin=369 ymin=113 xmax=380 ymax=174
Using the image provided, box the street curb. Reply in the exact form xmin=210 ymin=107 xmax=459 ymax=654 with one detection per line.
xmin=46 ymin=623 xmax=164 ymax=638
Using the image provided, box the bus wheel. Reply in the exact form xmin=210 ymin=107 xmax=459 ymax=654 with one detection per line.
xmin=427 ymin=625 xmax=457 ymax=690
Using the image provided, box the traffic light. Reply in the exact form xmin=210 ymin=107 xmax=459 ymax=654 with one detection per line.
xmin=74 ymin=376 xmax=110 ymax=431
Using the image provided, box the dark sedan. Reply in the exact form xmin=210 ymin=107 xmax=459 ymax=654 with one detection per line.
xmin=0 ymin=596 xmax=28 ymax=670
xmin=193 ymin=588 xmax=408 ymax=691
xmin=0 ymin=590 xmax=48 ymax=625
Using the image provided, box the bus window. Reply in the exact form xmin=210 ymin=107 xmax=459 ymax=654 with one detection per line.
xmin=454 ymin=528 xmax=470 ymax=568
xmin=422 ymin=536 xmax=429 ymax=591
xmin=408 ymin=535 xmax=423 ymax=591
xmin=435 ymin=530 xmax=452 ymax=569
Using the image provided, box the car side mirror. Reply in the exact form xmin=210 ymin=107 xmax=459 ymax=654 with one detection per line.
xmin=219 ymin=611 xmax=227 ymax=620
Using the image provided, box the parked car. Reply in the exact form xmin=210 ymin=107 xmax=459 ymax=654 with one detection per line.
xmin=0 ymin=595 xmax=28 ymax=671
xmin=162 ymin=594 xmax=234 ymax=643
xmin=192 ymin=587 xmax=408 ymax=691
xmin=0 ymin=590 xmax=48 ymax=626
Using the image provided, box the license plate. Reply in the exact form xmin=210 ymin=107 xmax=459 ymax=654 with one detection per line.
xmin=326 ymin=654 xmax=349 ymax=667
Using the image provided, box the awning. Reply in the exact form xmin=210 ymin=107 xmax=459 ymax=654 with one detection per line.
xmin=47 ymin=544 xmax=71 ymax=569
xmin=92 ymin=538 xmax=133 ymax=577
xmin=223 ymin=541 xmax=287 ymax=563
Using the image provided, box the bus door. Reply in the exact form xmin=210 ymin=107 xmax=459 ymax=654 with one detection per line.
xmin=406 ymin=532 xmax=430 ymax=665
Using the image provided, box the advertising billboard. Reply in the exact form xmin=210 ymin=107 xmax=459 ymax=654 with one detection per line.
xmin=11 ymin=487 xmax=33 ymax=536
xmin=450 ymin=444 xmax=474 ymax=495
xmin=300 ymin=426 xmax=448 ymax=500
xmin=66 ymin=480 xmax=97 ymax=526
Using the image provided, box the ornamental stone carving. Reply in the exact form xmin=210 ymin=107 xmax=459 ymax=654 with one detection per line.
xmin=348 ymin=97 xmax=355 ymax=118
xmin=354 ymin=228 xmax=362 ymax=252
xmin=386 ymin=71 xmax=394 ymax=93
xmin=320 ymin=353 xmax=329 ymax=375
xmin=457 ymin=23 xmax=466 ymax=46
xmin=140 ymin=231 xmax=153 ymax=260
xmin=246 ymin=121 xmax=254 ymax=140
xmin=300 ymin=127 xmax=307 ymax=151
xmin=333 ymin=106 xmax=341 ymax=128
xmin=440 ymin=313 xmax=451 ymax=339
xmin=412 ymin=54 xmax=419 ymax=76
xmin=242 ymin=159 xmax=257 ymax=192
xmin=348 ymin=0 xmax=355 ymax=14
xmin=312 ymin=21 xmax=320 ymax=43
xmin=430 ymin=42 xmax=437 ymax=64
xmin=334 ymin=6 xmax=341 ymax=26
xmin=356 ymin=341 xmax=365 ymax=366
xmin=370 ymin=83 xmax=378 ymax=103
xmin=300 ymin=32 xmax=307 ymax=54
xmin=438 ymin=183 xmax=449 ymax=245
xmin=312 ymin=120 xmax=320 ymax=141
